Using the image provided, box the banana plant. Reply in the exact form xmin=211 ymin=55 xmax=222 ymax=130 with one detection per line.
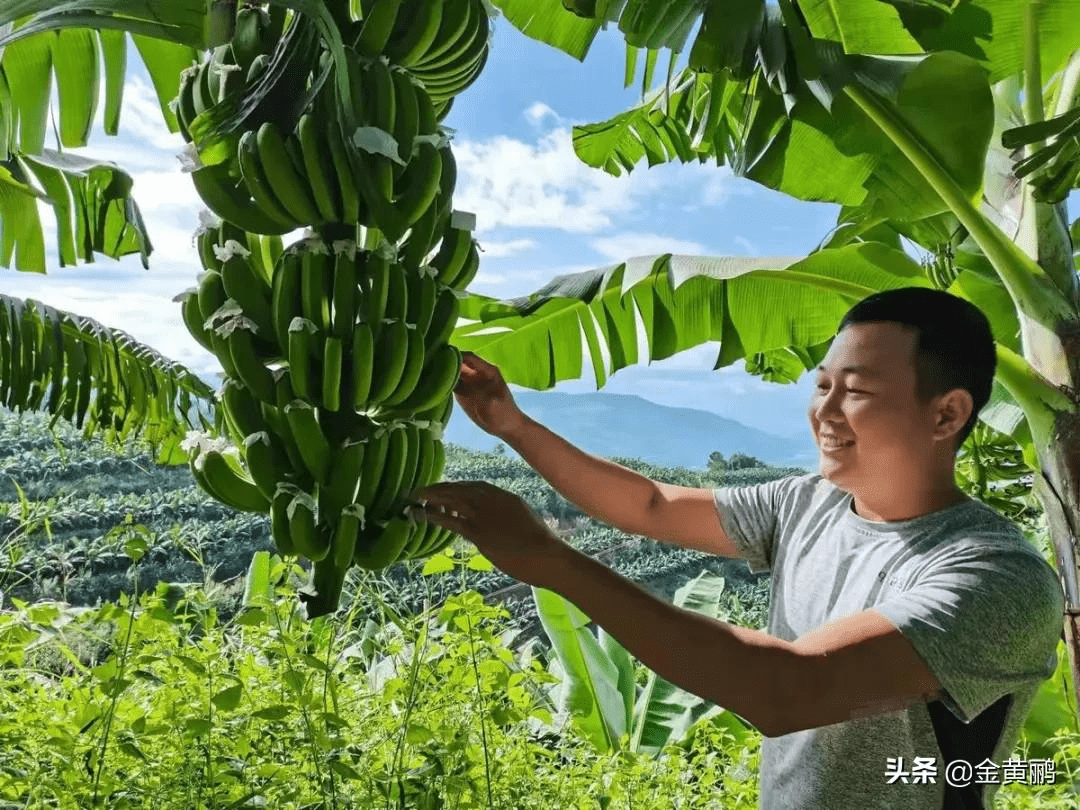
xmin=475 ymin=0 xmax=1080 ymax=720
xmin=0 ymin=1 xmax=238 ymax=461
xmin=532 ymin=570 xmax=756 ymax=758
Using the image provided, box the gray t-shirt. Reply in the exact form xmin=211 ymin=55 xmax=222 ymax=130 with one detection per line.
xmin=712 ymin=472 xmax=1064 ymax=809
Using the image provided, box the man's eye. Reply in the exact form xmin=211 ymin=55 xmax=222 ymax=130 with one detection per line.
xmin=817 ymin=384 xmax=866 ymax=395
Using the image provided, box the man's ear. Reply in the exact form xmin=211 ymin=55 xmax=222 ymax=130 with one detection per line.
xmin=935 ymin=388 xmax=972 ymax=443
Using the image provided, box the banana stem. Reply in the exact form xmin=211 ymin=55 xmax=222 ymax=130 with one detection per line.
xmin=993 ymin=342 xmax=1074 ymax=469
xmin=1023 ymin=0 xmax=1047 ymax=157
xmin=843 ymin=82 xmax=1074 ymax=325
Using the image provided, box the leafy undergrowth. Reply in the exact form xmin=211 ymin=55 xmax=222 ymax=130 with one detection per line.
xmin=2 ymin=548 xmax=1078 ymax=809
xmin=0 ymin=547 xmax=763 ymax=810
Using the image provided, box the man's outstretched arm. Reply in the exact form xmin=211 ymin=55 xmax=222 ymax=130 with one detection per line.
xmin=543 ymin=547 xmax=943 ymax=738
xmin=410 ymin=480 xmax=943 ymax=739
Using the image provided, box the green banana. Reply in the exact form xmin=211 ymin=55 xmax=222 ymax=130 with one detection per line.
xmin=219 ymin=249 xmax=276 ymax=343
xmin=271 ymin=248 xmax=302 ymax=350
xmin=305 ymin=554 xmax=347 ymax=618
xmin=380 ymin=324 xmax=425 ymax=408
xmin=392 ymin=140 xmax=443 ymax=229
xmin=366 ymin=56 xmax=398 ymax=136
xmin=284 ymin=399 xmax=332 ymax=484
xmin=331 ymin=249 xmax=359 ymax=339
xmin=415 ymin=526 xmax=455 ymax=559
xmin=353 ymin=516 xmax=412 ymax=569
xmin=370 ymin=424 xmax=409 ymax=516
xmin=255 ymin=121 xmax=321 ymax=224
xmin=192 ymin=60 xmax=215 ymax=117
xmin=191 ymin=162 xmax=294 ymax=236
xmin=175 ymin=67 xmax=199 ymax=140
xmin=399 ymin=192 xmax=441 ymax=269
xmin=386 ymin=0 xmax=443 ymax=67
xmin=362 ymin=251 xmax=391 ymax=338
xmin=322 ymin=335 xmax=344 ymax=411
xmin=429 ymin=431 xmax=446 ymax=479
xmin=410 ymin=268 xmax=437 ymax=336
xmin=383 ymin=261 xmax=409 ymax=322
xmin=226 ymin=325 xmax=276 ymax=404
xmin=402 ymin=518 xmax=436 ymax=559
xmin=246 ymin=52 xmax=270 ymax=85
xmin=270 ymin=486 xmax=297 ymax=555
xmin=413 ymin=0 xmax=482 ymax=73
xmin=350 ymin=321 xmax=376 ymax=408
xmin=191 ymin=447 xmax=270 ymax=512
xmin=389 ymin=68 xmax=420 ymax=167
xmin=424 ymin=285 xmax=460 ymax=351
xmin=181 ymin=291 xmax=215 ymax=353
xmin=230 ymin=5 xmax=267 ymax=71
xmin=355 ymin=428 xmax=391 ymax=509
xmin=237 ymin=130 xmax=301 ymax=231
xmin=332 ymin=504 xmax=363 ymax=570
xmin=355 ymin=0 xmax=403 ymax=57
xmin=287 ymin=488 xmax=330 ymax=562
xmin=326 ymin=115 xmax=362 ymax=224
xmin=243 ymin=232 xmax=271 ymax=286
xmin=297 ymin=113 xmax=342 ymax=223
xmin=429 ymin=227 xmax=471 ymax=286
xmin=368 ymin=319 xmax=410 ymax=405
xmin=414 ymin=0 xmax=472 ymax=69
xmin=271 ymin=370 xmax=316 ymax=485
xmin=243 ymin=430 xmax=288 ymax=501
xmin=300 ymin=246 xmax=333 ymax=331
xmin=196 ymin=227 xmax=222 ymax=273
xmin=446 ymin=238 xmax=479 ymax=289
xmin=287 ymin=317 xmax=318 ymax=404
xmin=414 ymin=80 xmax=438 ymax=137
xmin=320 ymin=439 xmax=366 ymax=517
xmin=197 ymin=269 xmax=228 ymax=333
xmin=394 ymin=341 xmax=461 ymax=414
xmin=411 ymin=426 xmax=436 ymax=492
xmin=221 ymin=377 xmax=269 ymax=440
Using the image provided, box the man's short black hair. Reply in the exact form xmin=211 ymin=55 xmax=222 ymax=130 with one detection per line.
xmin=836 ymin=287 xmax=997 ymax=453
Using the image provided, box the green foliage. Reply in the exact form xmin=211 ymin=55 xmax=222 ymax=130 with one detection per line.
xmin=0 ymin=558 xmax=768 ymax=808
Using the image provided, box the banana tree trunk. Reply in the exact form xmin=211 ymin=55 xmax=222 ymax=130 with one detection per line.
xmin=1033 ymin=319 xmax=1080 ymax=710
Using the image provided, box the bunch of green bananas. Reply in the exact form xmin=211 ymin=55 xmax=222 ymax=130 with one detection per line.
xmin=353 ymin=0 xmax=491 ymax=113
xmin=178 ymin=1 xmax=489 ymax=618
xmin=925 ymin=250 xmax=958 ymax=290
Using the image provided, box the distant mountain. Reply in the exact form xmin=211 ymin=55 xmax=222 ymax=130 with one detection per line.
xmin=444 ymin=390 xmax=819 ymax=470
xmin=193 ymin=373 xmax=819 ymax=470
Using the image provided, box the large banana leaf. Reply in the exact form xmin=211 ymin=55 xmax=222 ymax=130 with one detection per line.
xmin=0 ymin=150 xmax=151 ymax=272
xmin=0 ymin=294 xmax=214 ymax=464
xmin=0 ymin=12 xmax=203 ymax=271
xmin=453 ymin=243 xmax=931 ymax=392
xmin=531 ymin=570 xmax=754 ymax=757
xmin=493 ymin=0 xmax=1080 ymax=86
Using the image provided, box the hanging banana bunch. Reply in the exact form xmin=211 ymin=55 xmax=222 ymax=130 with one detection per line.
xmin=174 ymin=0 xmax=491 ymax=618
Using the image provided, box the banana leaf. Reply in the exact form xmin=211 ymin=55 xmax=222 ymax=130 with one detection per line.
xmin=532 ymin=570 xmax=754 ymax=757
xmin=0 ymin=294 xmax=213 ymax=464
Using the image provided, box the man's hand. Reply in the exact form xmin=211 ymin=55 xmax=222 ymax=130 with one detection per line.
xmin=453 ymin=352 xmax=527 ymax=439
xmin=407 ymin=481 xmax=568 ymax=589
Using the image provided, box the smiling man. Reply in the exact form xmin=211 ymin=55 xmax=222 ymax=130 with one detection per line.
xmin=410 ymin=286 xmax=1064 ymax=809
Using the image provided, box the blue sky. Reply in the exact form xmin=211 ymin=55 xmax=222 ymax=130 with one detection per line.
xmin=0 ymin=15 xmax=1072 ymax=444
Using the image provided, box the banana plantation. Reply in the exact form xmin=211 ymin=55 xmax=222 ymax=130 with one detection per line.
xmin=1 ymin=0 xmax=1080 ymax=806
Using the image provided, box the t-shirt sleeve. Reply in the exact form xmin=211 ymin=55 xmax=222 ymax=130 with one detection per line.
xmin=873 ymin=545 xmax=1064 ymax=724
xmin=711 ymin=473 xmax=812 ymax=574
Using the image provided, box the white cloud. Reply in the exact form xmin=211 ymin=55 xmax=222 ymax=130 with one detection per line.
xmin=452 ymin=123 xmax=738 ymax=236
xmin=524 ymin=102 xmax=558 ymax=127
xmin=452 ymin=128 xmax=634 ymax=233
xmin=477 ymin=238 xmax=538 ymax=258
xmin=734 ymin=235 xmax=759 ymax=256
xmin=590 ymin=232 xmax=708 ymax=262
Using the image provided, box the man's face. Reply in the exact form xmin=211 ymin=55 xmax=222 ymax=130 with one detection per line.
xmin=807 ymin=321 xmax=944 ymax=491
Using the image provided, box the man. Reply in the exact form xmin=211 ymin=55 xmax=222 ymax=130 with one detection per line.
xmin=409 ymin=287 xmax=1064 ymax=809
